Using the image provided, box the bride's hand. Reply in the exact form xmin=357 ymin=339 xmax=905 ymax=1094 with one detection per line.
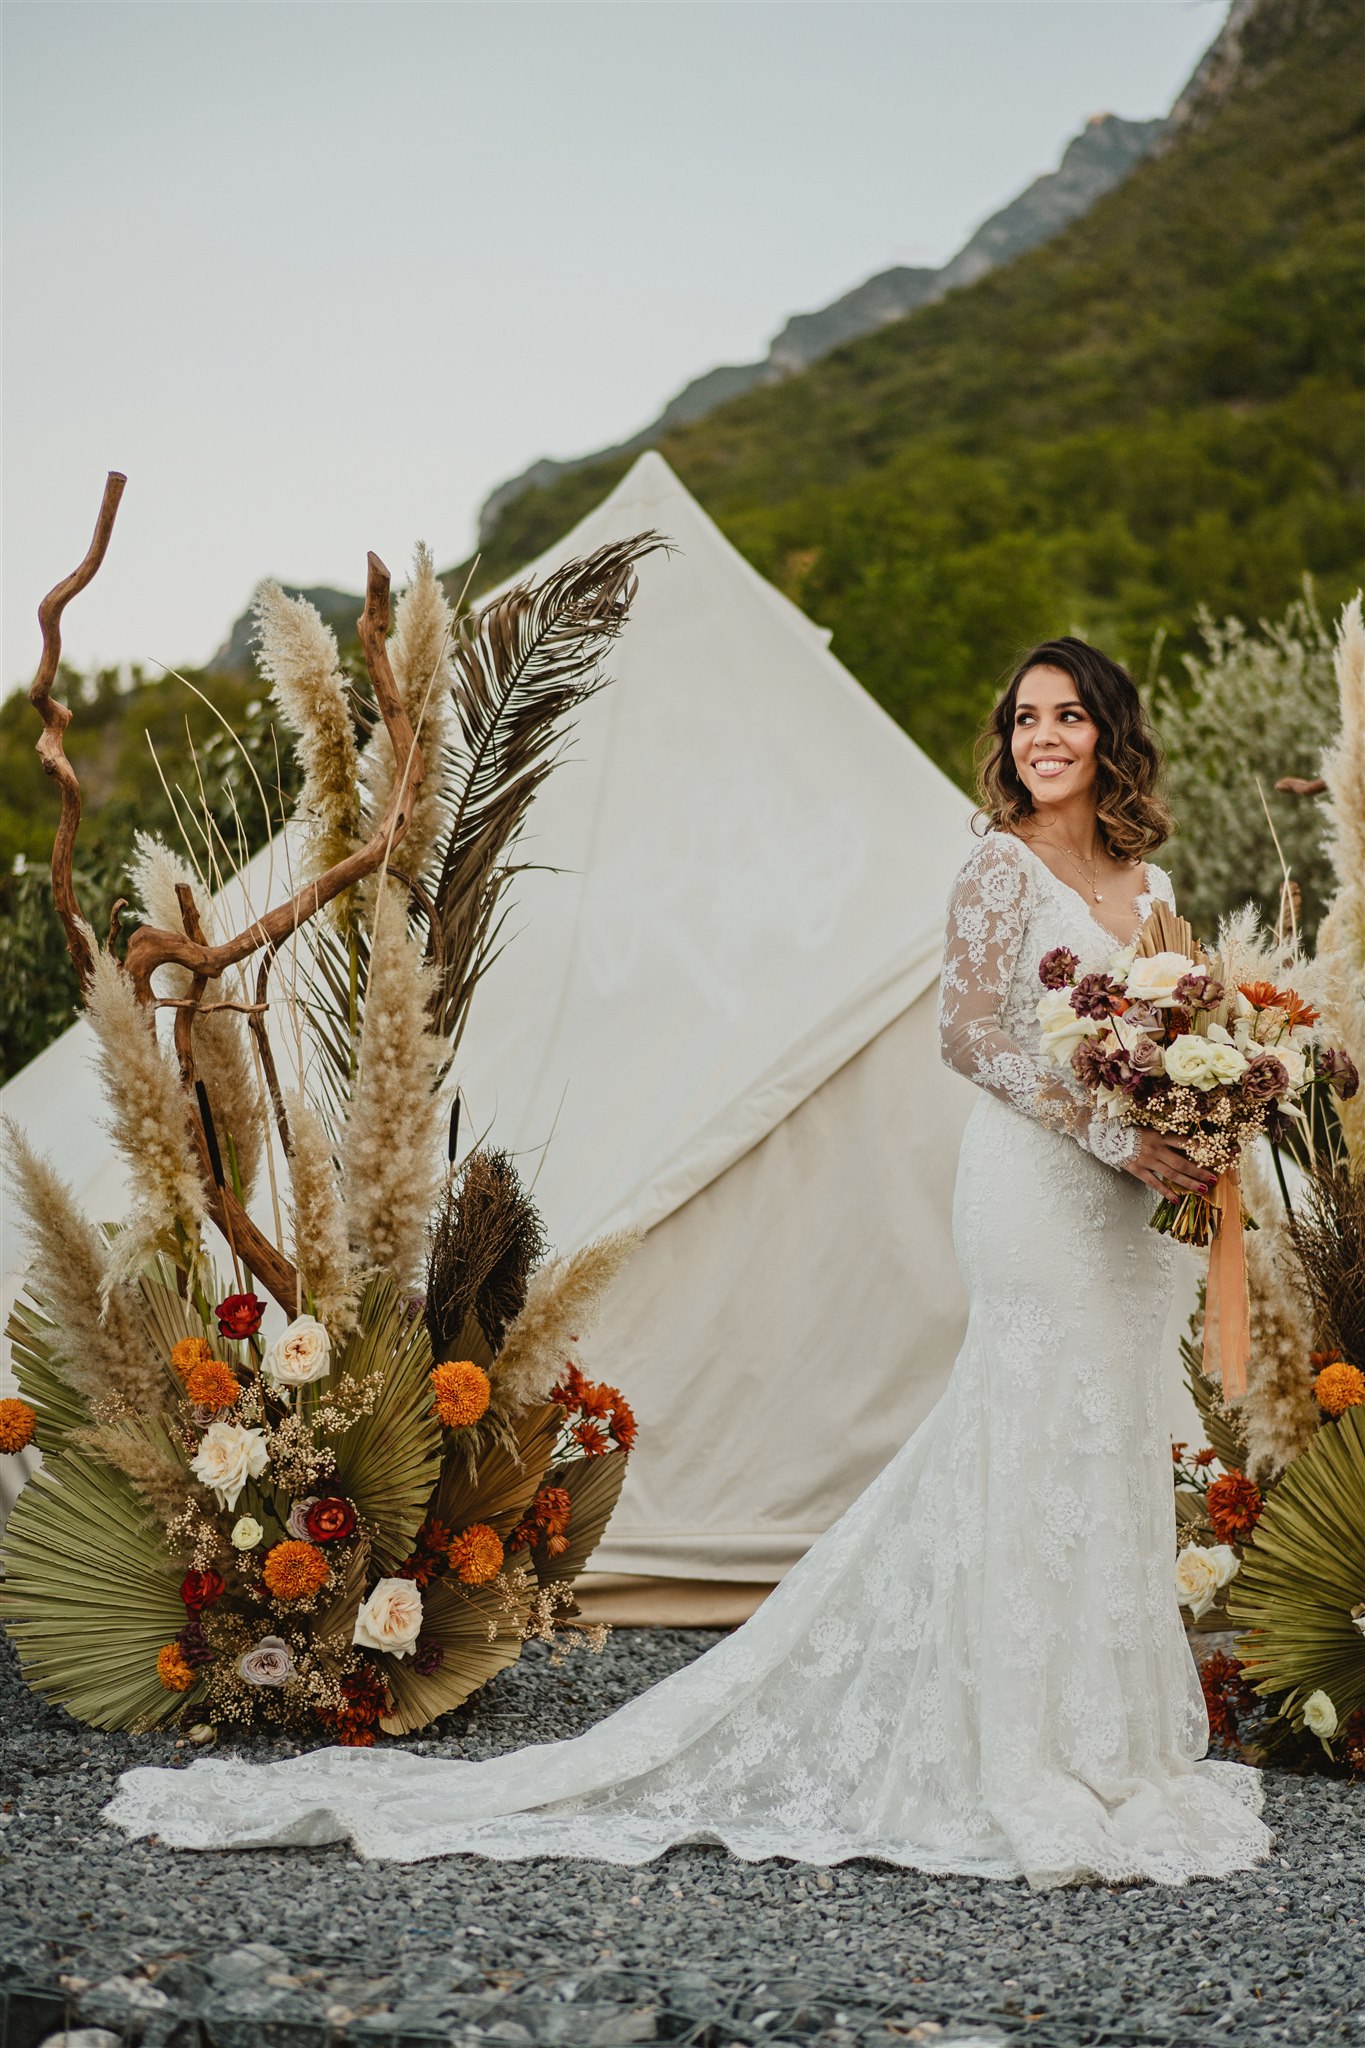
xmin=1122 ymin=1128 xmax=1216 ymax=1197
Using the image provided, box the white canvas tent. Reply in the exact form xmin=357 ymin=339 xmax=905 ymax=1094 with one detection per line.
xmin=0 ymin=451 xmax=1200 ymax=1607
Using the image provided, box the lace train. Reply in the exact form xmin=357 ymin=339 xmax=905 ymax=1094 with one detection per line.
xmin=102 ymin=836 xmax=1274 ymax=1886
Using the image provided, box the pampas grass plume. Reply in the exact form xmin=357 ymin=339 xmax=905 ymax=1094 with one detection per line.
xmin=494 ymin=1228 xmax=642 ymax=1416
xmin=1317 ymin=594 xmax=1365 ymax=1159
xmin=72 ymin=1422 xmax=195 ymax=1531
xmin=359 ymin=543 xmax=451 ymax=890
xmin=254 ymin=581 xmax=362 ymax=880
xmin=1239 ymin=1144 xmax=1319 ymax=1483
xmin=285 ymin=1088 xmax=360 ymax=1336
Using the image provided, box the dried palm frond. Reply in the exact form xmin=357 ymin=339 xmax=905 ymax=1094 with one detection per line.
xmin=70 ymin=1416 xmax=196 ymax=1533
xmin=428 ymin=531 xmax=669 ymax=1051
xmin=430 ymin=1400 xmax=561 ymax=1540
xmin=378 ymin=1573 xmax=531 ymax=1737
xmin=528 ymin=1450 xmax=627 ymax=1587
xmin=492 ymin=1229 xmax=641 ymax=1418
xmin=253 ymin=581 xmax=362 ymax=884
xmin=1287 ymin=1161 xmax=1365 ymax=1370
xmin=2 ymin=1118 xmax=166 ymax=1421
xmin=1181 ymin=1325 xmax=1250 ymax=1476
xmin=425 ymin=1147 xmax=548 ymax=1366
xmin=323 ymin=1276 xmax=442 ymax=1573
xmin=1229 ymin=1407 xmax=1365 ymax=1735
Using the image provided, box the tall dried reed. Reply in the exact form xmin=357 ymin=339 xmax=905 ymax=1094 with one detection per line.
xmin=284 ymin=1087 xmax=361 ymax=1334
xmin=360 ymin=543 xmax=452 ymax=892
xmin=253 ymin=581 xmax=362 ymax=883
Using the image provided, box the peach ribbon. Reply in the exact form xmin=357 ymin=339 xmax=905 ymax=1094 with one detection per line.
xmin=1203 ymin=1166 xmax=1250 ymax=1399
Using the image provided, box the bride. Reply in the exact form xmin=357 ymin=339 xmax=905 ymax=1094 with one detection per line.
xmin=105 ymin=636 xmax=1273 ymax=1887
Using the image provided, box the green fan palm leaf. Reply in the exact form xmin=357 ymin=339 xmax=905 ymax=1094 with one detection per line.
xmin=378 ymin=1572 xmax=532 ymax=1736
xmin=1228 ymin=1407 xmax=1365 ymax=1730
xmin=7 ymin=1293 xmax=92 ymax=1450
xmin=325 ymin=1276 xmax=442 ymax=1572
xmin=433 ymin=1401 xmax=560 ymax=1538
xmin=0 ymin=1450 xmax=194 ymax=1729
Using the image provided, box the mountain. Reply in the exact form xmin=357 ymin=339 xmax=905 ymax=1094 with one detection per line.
xmin=206 ymin=584 xmax=360 ymax=676
xmin=476 ymin=111 xmax=1165 ymax=541
xmin=468 ymin=0 xmax=1365 ymax=782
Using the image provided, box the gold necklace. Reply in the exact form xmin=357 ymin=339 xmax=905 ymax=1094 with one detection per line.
xmin=1029 ymin=836 xmax=1106 ymax=903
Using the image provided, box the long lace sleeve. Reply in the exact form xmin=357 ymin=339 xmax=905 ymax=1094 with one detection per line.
xmin=937 ymin=836 xmax=1137 ymax=1169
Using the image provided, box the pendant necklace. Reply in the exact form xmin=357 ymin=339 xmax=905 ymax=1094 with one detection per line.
xmin=1031 ymin=836 xmax=1106 ymax=903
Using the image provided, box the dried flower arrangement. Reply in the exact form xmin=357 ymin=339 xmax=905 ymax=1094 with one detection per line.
xmin=0 ymin=473 xmax=661 ymax=1741
xmin=1172 ymin=596 xmax=1365 ymax=1779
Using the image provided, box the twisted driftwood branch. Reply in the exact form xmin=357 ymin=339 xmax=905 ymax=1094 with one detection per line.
xmin=30 ymin=470 xmax=127 ymax=992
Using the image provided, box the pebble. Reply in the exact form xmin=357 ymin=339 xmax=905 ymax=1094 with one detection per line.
xmin=1 ymin=1630 xmax=1362 ymax=2046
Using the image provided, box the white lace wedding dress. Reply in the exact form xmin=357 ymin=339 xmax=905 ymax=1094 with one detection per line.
xmin=104 ymin=833 xmax=1272 ymax=1886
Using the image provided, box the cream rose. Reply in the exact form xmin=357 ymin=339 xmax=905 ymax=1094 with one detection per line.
xmin=1165 ymin=1034 xmax=1248 ymax=1091
xmin=1302 ymin=1689 xmax=1338 ymax=1739
xmin=1174 ymin=1545 xmax=1222 ymax=1620
xmin=1036 ymin=989 xmax=1101 ymax=1066
xmin=352 ymin=1576 xmax=423 ymax=1658
xmin=190 ymin=1421 xmax=268 ymax=1509
xmin=262 ymin=1314 xmax=331 ymax=1389
xmin=1273 ymin=1041 xmax=1309 ymax=1093
xmin=1124 ymin=951 xmax=1196 ymax=1006
xmin=239 ymin=1636 xmax=294 ymax=1687
xmin=230 ymin=1514 xmax=264 ymax=1549
xmin=1204 ymin=1544 xmax=1240 ymax=1591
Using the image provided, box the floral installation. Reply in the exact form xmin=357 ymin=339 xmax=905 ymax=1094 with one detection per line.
xmin=0 ymin=475 xmax=665 ymax=1740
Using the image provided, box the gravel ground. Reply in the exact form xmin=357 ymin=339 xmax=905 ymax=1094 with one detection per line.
xmin=1 ymin=1627 xmax=1361 ymax=2048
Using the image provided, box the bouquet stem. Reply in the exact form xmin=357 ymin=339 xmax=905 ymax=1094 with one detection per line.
xmin=1151 ymin=1190 xmax=1220 ymax=1247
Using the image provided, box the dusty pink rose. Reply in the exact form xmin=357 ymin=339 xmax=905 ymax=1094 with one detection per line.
xmin=238 ymin=1636 xmax=295 ymax=1687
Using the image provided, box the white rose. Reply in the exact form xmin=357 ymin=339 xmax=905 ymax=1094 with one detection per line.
xmin=1350 ymin=1605 xmax=1365 ymax=1638
xmin=1174 ymin=1545 xmax=1221 ymax=1620
xmin=353 ymin=1576 xmax=423 ymax=1659
xmin=1036 ymin=989 xmax=1101 ymax=1066
xmin=1165 ymin=1034 xmax=1248 ymax=1091
xmin=1302 ymin=1689 xmax=1338 ymax=1739
xmin=190 ymin=1421 xmax=269 ymax=1510
xmin=1108 ymin=944 xmax=1137 ymax=980
xmin=262 ymin=1313 xmax=331 ymax=1389
xmin=1204 ymin=1544 xmax=1240 ymax=1590
xmin=1274 ymin=1041 xmax=1308 ymax=1092
xmin=231 ymin=1515 xmax=264 ymax=1550
xmin=1124 ymin=951 xmax=1196 ymax=1006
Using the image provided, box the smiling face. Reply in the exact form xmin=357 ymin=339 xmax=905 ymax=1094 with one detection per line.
xmin=1009 ymin=664 xmax=1101 ymax=813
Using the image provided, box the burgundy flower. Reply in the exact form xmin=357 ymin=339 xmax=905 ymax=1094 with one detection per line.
xmin=1069 ymin=973 xmax=1123 ymax=1021
xmin=412 ymin=1637 xmax=445 ymax=1678
xmin=1038 ymin=947 xmax=1078 ymax=990
xmin=179 ymin=1568 xmax=226 ymax=1613
xmin=1243 ymin=1053 xmax=1290 ymax=1101
xmin=1121 ymin=1001 xmax=1163 ymax=1034
xmin=176 ymin=1618 xmax=216 ymax=1669
xmin=303 ymin=1495 xmax=358 ymax=1544
xmin=1072 ymin=1039 xmax=1111 ymax=1089
xmin=215 ymin=1293 xmax=266 ymax=1341
xmin=1321 ymin=1048 xmax=1361 ymax=1101
xmin=1174 ymin=972 xmax=1223 ymax=1009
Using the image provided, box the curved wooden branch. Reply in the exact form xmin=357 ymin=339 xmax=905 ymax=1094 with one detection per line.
xmin=30 ymin=471 xmax=128 ymax=993
xmin=122 ymin=551 xmax=425 ymax=1001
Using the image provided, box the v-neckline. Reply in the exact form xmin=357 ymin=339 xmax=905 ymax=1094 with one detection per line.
xmin=1008 ymin=834 xmax=1153 ymax=953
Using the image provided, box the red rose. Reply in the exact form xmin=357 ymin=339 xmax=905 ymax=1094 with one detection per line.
xmin=179 ymin=1568 xmax=225 ymax=1612
xmin=215 ymin=1292 xmax=266 ymax=1340
xmin=304 ymin=1495 xmax=357 ymax=1543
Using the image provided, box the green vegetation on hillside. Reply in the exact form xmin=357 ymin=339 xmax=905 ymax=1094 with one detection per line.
xmin=471 ymin=0 xmax=1364 ymax=784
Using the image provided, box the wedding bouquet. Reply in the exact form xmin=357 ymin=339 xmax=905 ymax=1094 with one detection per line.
xmin=1035 ymin=907 xmax=1357 ymax=1250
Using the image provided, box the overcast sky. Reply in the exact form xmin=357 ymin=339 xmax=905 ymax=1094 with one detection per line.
xmin=3 ymin=0 xmax=1227 ymax=692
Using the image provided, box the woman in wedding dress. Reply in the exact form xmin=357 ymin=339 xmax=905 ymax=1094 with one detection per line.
xmin=105 ymin=637 xmax=1273 ymax=1887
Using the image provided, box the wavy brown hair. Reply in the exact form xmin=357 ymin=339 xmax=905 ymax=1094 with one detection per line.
xmin=975 ymin=636 xmax=1172 ymax=861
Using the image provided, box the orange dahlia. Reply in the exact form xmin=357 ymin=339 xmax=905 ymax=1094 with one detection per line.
xmin=1313 ymin=1360 xmax=1365 ymax=1417
xmin=184 ymin=1358 xmax=241 ymax=1411
xmin=171 ymin=1335 xmax=215 ymax=1378
xmin=157 ymin=1642 xmax=197 ymax=1692
xmin=447 ymin=1522 xmax=504 ymax=1585
xmin=262 ymin=1539 xmax=329 ymax=1601
xmin=571 ymin=1418 xmax=608 ymax=1456
xmin=608 ymin=1397 xmax=638 ymax=1453
xmin=430 ymin=1359 xmax=491 ymax=1430
xmin=0 ymin=1397 xmax=37 ymax=1455
xmin=1206 ymin=1470 xmax=1263 ymax=1545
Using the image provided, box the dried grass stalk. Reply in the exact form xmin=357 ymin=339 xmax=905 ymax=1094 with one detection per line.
xmin=84 ymin=950 xmax=207 ymax=1288
xmin=360 ymin=543 xmax=452 ymax=892
xmin=2 ymin=1118 xmax=165 ymax=1420
xmin=71 ymin=1421 xmax=194 ymax=1529
xmin=1287 ymin=1159 xmax=1365 ymax=1371
xmin=284 ymin=1087 xmax=361 ymax=1335
xmin=426 ymin=1148 xmax=548 ymax=1363
xmin=253 ymin=581 xmax=362 ymax=881
xmin=129 ymin=834 xmax=264 ymax=1198
xmin=341 ymin=881 xmax=445 ymax=1286
xmin=1317 ymin=594 xmax=1365 ymax=1160
xmin=1239 ymin=1145 xmax=1319 ymax=1484
xmin=493 ymin=1228 xmax=641 ymax=1416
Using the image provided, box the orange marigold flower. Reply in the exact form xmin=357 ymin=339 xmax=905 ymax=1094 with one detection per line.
xmin=1313 ymin=1360 xmax=1365 ymax=1417
xmin=447 ymin=1522 xmax=505 ymax=1585
xmin=608 ymin=1398 xmax=637 ymax=1453
xmin=1237 ymin=980 xmax=1318 ymax=1028
xmin=184 ymin=1359 xmax=241 ymax=1411
xmin=171 ymin=1336 xmax=215 ymax=1379
xmin=157 ymin=1642 xmax=197 ymax=1692
xmin=1206 ymin=1470 xmax=1263 ymax=1545
xmin=430 ymin=1359 xmax=491 ymax=1430
xmin=571 ymin=1419 xmax=609 ymax=1457
xmin=262 ymin=1539 xmax=329 ymax=1602
xmin=0 ymin=1398 xmax=37 ymax=1455
xmin=1194 ymin=1447 xmax=1217 ymax=1468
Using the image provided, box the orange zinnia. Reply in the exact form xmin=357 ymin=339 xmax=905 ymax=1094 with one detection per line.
xmin=171 ymin=1335 xmax=215 ymax=1379
xmin=157 ymin=1642 xmax=197 ymax=1692
xmin=184 ymin=1359 xmax=241 ymax=1411
xmin=1313 ymin=1360 xmax=1365 ymax=1417
xmin=430 ymin=1360 xmax=491 ymax=1430
xmin=1206 ymin=1471 xmax=1263 ymax=1545
xmin=0 ymin=1397 xmax=37 ymax=1455
xmin=1238 ymin=981 xmax=1318 ymax=1028
xmin=447 ymin=1522 xmax=504 ymax=1585
xmin=262 ymin=1539 xmax=329 ymax=1601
